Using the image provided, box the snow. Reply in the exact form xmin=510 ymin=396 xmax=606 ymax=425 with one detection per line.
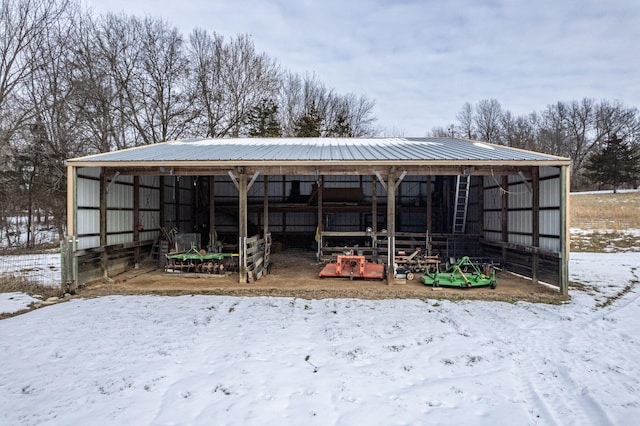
xmin=1 ymin=252 xmax=639 ymax=425
xmin=0 ymin=292 xmax=40 ymax=314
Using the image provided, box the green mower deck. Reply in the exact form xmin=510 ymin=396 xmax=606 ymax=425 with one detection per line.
xmin=421 ymin=256 xmax=496 ymax=289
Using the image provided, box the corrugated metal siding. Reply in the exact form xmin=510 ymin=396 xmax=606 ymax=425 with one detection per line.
xmin=70 ymin=137 xmax=567 ymax=164
xmin=77 ymin=179 xmax=100 ymax=208
xmin=76 ymin=173 xmax=100 ymax=249
xmin=540 ymin=178 xmax=561 ymax=208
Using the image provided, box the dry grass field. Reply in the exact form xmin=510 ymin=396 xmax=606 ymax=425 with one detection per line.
xmin=570 ymin=191 xmax=640 ymax=252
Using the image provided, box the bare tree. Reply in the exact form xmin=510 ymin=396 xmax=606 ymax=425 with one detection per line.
xmin=593 ymin=100 xmax=640 ymax=149
xmin=0 ymin=0 xmax=69 ymax=146
xmin=324 ymin=93 xmax=377 ymax=137
xmin=133 ymin=17 xmax=195 ymax=143
xmin=278 ymin=72 xmax=377 ymax=137
xmin=87 ymin=13 xmax=147 ymax=149
xmin=474 ymin=99 xmax=502 ymax=144
xmin=189 ymin=30 xmax=280 ymax=138
xmin=456 ymin=102 xmax=475 ymax=139
xmin=538 ymin=102 xmax=571 ymax=157
xmin=19 ymin=1 xmax=84 ymax=240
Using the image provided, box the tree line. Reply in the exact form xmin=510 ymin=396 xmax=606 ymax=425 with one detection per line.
xmin=0 ymin=0 xmax=377 ymax=247
xmin=430 ymin=98 xmax=640 ymax=190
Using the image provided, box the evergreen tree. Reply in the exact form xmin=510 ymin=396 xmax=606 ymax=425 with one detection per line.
xmin=329 ymin=112 xmax=353 ymax=137
xmin=584 ymin=135 xmax=640 ymax=192
xmin=293 ymin=103 xmax=323 ymax=137
xmin=246 ymin=98 xmax=282 ymax=137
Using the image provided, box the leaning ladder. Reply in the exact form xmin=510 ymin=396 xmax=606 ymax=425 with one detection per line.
xmin=452 ymin=175 xmax=470 ymax=233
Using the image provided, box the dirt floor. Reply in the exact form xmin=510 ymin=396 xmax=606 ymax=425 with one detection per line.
xmin=78 ymin=249 xmax=567 ymax=304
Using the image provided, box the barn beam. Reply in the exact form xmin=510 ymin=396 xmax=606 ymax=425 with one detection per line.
xmin=133 ymin=176 xmax=140 ymax=267
xmin=316 ymin=176 xmax=323 ymax=262
xmin=99 ymin=164 xmax=543 ymax=178
xmin=209 ymin=176 xmax=215 ymax=250
xmin=559 ymin=165 xmax=570 ymax=296
xmin=531 ymin=168 xmax=540 ymax=285
xmin=238 ymin=173 xmax=248 ymax=284
xmin=386 ymin=172 xmax=396 ymax=285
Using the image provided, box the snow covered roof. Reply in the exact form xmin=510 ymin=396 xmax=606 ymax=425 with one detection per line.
xmin=67 ymin=137 xmax=569 ymax=166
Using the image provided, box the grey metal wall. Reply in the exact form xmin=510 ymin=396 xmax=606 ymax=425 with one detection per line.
xmin=75 ymin=167 xmax=161 ymax=250
xmin=482 ymin=166 xmax=561 ymax=253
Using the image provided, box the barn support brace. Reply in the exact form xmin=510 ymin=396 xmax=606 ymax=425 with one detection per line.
xmin=559 ymin=165 xmax=569 ymax=296
xmin=229 ymin=170 xmax=260 ymax=284
xmin=315 ymin=176 xmax=323 ymax=261
xmin=375 ymin=170 xmax=406 ymax=285
xmin=62 ymin=164 xmax=78 ymax=293
xmin=531 ymin=168 xmax=540 ymax=285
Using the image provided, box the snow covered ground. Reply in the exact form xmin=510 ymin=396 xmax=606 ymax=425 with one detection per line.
xmin=0 ymin=252 xmax=638 ymax=425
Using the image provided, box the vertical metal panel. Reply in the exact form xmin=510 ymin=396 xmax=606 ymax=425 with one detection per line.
xmin=540 ymin=178 xmax=560 ymax=208
xmin=540 ymin=237 xmax=560 ymax=251
xmin=484 ymin=230 xmax=502 ymax=241
xmin=484 ymin=185 xmax=502 ymax=210
xmin=282 ymin=212 xmax=316 ymax=232
xmin=77 ymin=178 xmax=100 ymax=208
xmin=107 ymin=182 xmax=133 ymax=209
xmin=107 ymin=233 xmax=132 ymax=245
xmin=107 ymin=210 xmax=133 ymax=233
xmin=509 ymin=233 xmax=532 ymax=246
xmin=324 ymin=175 xmax=360 ymax=187
xmin=216 ymin=177 xmax=239 ymax=197
xmin=140 ymin=211 xmax=159 ymax=231
xmin=399 ymin=212 xmax=427 ymax=232
xmin=484 ymin=211 xmax=502 ymax=233
xmin=77 ymin=236 xmax=99 ymax=250
xmin=139 ymin=175 xmax=158 ymax=187
xmin=77 ymin=210 xmax=99 ymax=234
xmin=509 ymin=210 xmax=532 ymax=234
xmin=399 ymin=178 xmax=422 ymax=197
xmin=540 ymin=210 xmax=560 ymax=235
xmin=139 ymin=187 xmax=159 ymax=211
xmin=509 ymin=182 xmax=532 ymax=209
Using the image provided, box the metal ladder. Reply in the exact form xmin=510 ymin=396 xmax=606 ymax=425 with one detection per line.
xmin=452 ymin=175 xmax=470 ymax=233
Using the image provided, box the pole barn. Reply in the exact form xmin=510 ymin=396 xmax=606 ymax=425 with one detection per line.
xmin=63 ymin=137 xmax=571 ymax=295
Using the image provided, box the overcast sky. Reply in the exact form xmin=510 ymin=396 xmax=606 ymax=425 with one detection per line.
xmin=86 ymin=0 xmax=640 ymax=136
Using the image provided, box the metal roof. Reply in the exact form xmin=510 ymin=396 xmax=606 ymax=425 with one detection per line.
xmin=68 ymin=137 xmax=568 ymax=164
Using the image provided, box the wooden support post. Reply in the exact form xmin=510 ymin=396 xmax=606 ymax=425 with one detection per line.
xmin=100 ymin=170 xmax=108 ymax=279
xmin=263 ymin=175 xmax=269 ymax=238
xmin=501 ymin=175 xmax=509 ymax=268
xmin=159 ymin=176 xmax=165 ymax=233
xmin=209 ymin=176 xmax=215 ymax=250
xmin=387 ymin=172 xmax=396 ymax=285
xmin=426 ymin=176 xmax=432 ymax=238
xmin=239 ymin=173 xmax=248 ymax=284
xmin=532 ymin=168 xmax=540 ymax=285
xmin=174 ymin=177 xmax=180 ymax=230
xmin=65 ymin=165 xmax=78 ymax=293
xmin=372 ymin=175 xmax=377 ymax=233
xmin=316 ymin=176 xmax=323 ymax=261
xmin=133 ymin=176 xmax=140 ymax=267
xmin=478 ymin=176 xmax=484 ymax=237
xmin=559 ymin=165 xmax=570 ymax=296
xmin=66 ymin=165 xmax=76 ymax=241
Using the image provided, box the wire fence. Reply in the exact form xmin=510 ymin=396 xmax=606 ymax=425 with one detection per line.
xmin=0 ymin=249 xmax=62 ymax=288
